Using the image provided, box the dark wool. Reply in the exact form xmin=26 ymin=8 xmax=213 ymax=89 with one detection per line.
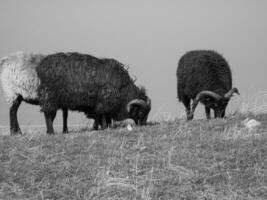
xmin=177 ymin=50 xmax=232 ymax=102
xmin=37 ymin=52 xmax=148 ymax=122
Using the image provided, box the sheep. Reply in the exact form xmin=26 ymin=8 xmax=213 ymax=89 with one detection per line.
xmin=36 ymin=52 xmax=151 ymax=134
xmin=176 ymin=50 xmax=239 ymax=120
xmin=0 ymin=52 xmax=68 ymax=135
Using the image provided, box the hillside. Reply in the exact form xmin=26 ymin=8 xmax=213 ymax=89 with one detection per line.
xmin=0 ymin=113 xmax=266 ymax=200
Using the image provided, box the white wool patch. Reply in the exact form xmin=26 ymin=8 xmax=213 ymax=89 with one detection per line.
xmin=0 ymin=52 xmax=43 ymax=105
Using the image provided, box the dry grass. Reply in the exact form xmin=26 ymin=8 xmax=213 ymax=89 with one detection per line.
xmin=0 ymin=113 xmax=266 ymax=200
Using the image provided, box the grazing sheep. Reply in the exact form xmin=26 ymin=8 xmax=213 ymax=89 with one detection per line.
xmin=37 ymin=52 xmax=151 ymax=134
xmin=0 ymin=52 xmax=70 ymax=135
xmin=177 ymin=50 xmax=239 ymax=120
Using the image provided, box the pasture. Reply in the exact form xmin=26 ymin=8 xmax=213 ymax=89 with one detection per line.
xmin=0 ymin=113 xmax=266 ymax=200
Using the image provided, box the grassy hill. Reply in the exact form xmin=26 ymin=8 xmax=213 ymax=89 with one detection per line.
xmin=0 ymin=113 xmax=266 ymax=200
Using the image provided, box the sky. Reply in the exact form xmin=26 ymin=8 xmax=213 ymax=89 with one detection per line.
xmin=0 ymin=0 xmax=267 ymax=126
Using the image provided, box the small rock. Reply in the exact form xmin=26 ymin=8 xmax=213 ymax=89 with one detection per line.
xmin=127 ymin=124 xmax=133 ymax=131
xmin=243 ymin=118 xmax=261 ymax=129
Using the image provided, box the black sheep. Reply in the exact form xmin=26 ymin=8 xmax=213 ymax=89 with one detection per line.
xmin=37 ymin=52 xmax=151 ymax=134
xmin=177 ymin=50 xmax=239 ymax=120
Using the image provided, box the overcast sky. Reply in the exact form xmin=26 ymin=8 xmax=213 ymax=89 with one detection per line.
xmin=0 ymin=0 xmax=267 ymax=126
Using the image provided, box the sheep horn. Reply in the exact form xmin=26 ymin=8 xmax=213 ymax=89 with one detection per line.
xmin=224 ymin=88 xmax=239 ymax=99
xmin=195 ymin=91 xmax=223 ymax=102
xmin=189 ymin=91 xmax=223 ymax=120
xmin=127 ymin=99 xmax=149 ymax=113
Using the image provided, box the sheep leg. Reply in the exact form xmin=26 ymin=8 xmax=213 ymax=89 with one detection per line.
xmin=62 ymin=108 xmax=68 ymax=133
xmin=44 ymin=111 xmax=56 ymax=134
xmin=188 ymin=99 xmax=198 ymax=120
xmin=93 ymin=115 xmax=109 ymax=130
xmin=214 ymin=109 xmax=225 ymax=118
xmin=10 ymin=96 xmax=22 ymax=135
xmin=214 ymin=110 xmax=218 ymax=118
xmin=101 ymin=115 xmax=107 ymax=130
xmin=51 ymin=111 xmax=57 ymax=122
xmin=221 ymin=110 xmax=225 ymax=118
xmin=92 ymin=120 xmax=99 ymax=130
xmin=106 ymin=115 xmax=112 ymax=128
xmin=205 ymin=107 xmax=211 ymax=119
xmin=182 ymin=97 xmax=191 ymax=120
xmin=93 ymin=115 xmax=100 ymax=130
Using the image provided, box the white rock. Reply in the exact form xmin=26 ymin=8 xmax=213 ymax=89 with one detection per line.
xmin=127 ymin=124 xmax=133 ymax=131
xmin=243 ymin=118 xmax=261 ymax=129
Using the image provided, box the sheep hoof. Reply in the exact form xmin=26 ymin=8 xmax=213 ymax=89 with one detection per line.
xmin=187 ymin=114 xmax=194 ymax=120
xmin=10 ymin=129 xmax=22 ymax=136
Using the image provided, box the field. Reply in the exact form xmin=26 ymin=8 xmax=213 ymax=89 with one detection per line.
xmin=0 ymin=113 xmax=266 ymax=200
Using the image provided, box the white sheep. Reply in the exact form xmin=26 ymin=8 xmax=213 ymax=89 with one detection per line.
xmin=0 ymin=52 xmax=68 ymax=135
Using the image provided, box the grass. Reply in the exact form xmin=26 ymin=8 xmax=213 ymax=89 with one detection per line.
xmin=0 ymin=113 xmax=266 ymax=200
